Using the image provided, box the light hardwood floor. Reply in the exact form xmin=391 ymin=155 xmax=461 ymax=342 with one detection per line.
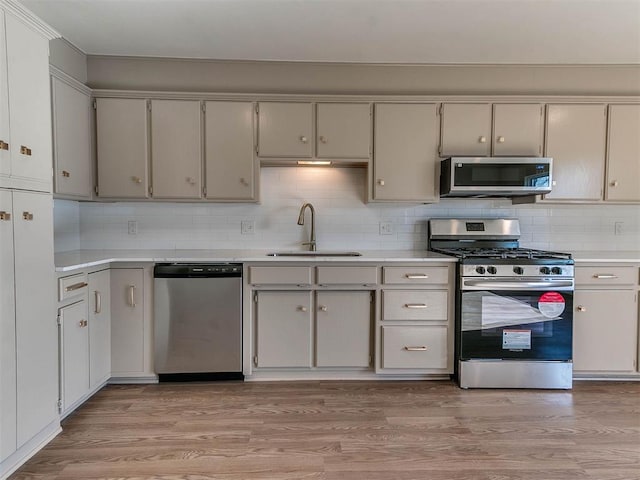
xmin=9 ymin=381 xmax=640 ymax=480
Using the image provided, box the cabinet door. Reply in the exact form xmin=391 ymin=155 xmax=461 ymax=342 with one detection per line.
xmin=5 ymin=14 xmax=51 ymax=185
xmin=492 ymin=104 xmax=543 ymax=156
xmin=316 ymin=291 xmax=371 ymax=368
xmin=0 ymin=11 xmax=9 ymax=178
xmin=606 ymin=105 xmax=640 ymax=202
xmin=316 ymin=103 xmax=370 ymax=159
xmin=111 ymin=269 xmax=145 ymax=375
xmin=96 ymin=98 xmax=149 ymax=198
xmin=440 ymin=103 xmax=491 ymax=157
xmin=0 ymin=189 xmax=16 ymax=461
xmin=89 ymin=269 xmax=111 ymax=389
xmin=52 ymin=77 xmax=92 ymax=198
xmin=60 ymin=301 xmax=89 ymax=411
xmin=544 ymin=104 xmax=606 ymax=201
xmin=258 ymin=102 xmax=312 ymax=157
xmin=373 ymin=103 xmax=440 ymax=201
xmin=13 ymin=191 xmax=56 ymax=447
xmin=256 ymin=291 xmax=312 ymax=368
xmin=573 ymin=290 xmax=637 ymax=372
xmin=151 ymin=100 xmax=202 ymax=199
xmin=205 ymin=101 xmax=256 ymax=200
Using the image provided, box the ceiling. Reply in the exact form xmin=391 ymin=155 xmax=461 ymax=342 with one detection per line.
xmin=18 ymin=0 xmax=640 ymax=64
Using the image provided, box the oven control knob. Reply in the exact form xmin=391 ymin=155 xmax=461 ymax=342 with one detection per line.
xmin=551 ymin=267 xmax=562 ymax=275
xmin=540 ymin=266 xmax=551 ymax=275
xmin=513 ymin=266 xmax=524 ymax=275
xmin=487 ymin=266 xmax=497 ymax=275
xmin=475 ymin=266 xmax=486 ymax=274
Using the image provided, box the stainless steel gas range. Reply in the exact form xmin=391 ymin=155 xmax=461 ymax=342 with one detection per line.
xmin=429 ymin=218 xmax=574 ymax=389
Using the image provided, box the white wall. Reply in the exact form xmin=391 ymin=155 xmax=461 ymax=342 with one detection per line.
xmin=55 ymin=167 xmax=640 ymax=253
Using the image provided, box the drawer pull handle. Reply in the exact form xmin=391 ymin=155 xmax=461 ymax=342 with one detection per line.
xmin=20 ymin=145 xmax=32 ymax=156
xmin=128 ymin=285 xmax=136 ymax=307
xmin=22 ymin=212 xmax=33 ymax=220
xmin=404 ymin=346 xmax=428 ymax=351
xmin=593 ymin=274 xmax=618 ymax=279
xmin=95 ymin=291 xmax=102 ymax=314
xmin=65 ymin=282 xmax=88 ymax=292
xmin=298 ymin=306 xmax=307 ymax=312
xmin=405 ymin=274 xmax=429 ymax=279
xmin=62 ymin=170 xmax=71 ymax=178
xmin=299 ymin=135 xmax=308 ymax=144
xmin=0 ymin=140 xmax=8 ymax=150
xmin=405 ymin=303 xmax=427 ymax=309
xmin=0 ymin=211 xmax=10 ymax=221
xmin=577 ymin=305 xmax=587 ymax=312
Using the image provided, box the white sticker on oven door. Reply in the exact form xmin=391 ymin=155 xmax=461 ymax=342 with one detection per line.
xmin=538 ymin=292 xmax=565 ymax=318
xmin=503 ymin=329 xmax=531 ymax=350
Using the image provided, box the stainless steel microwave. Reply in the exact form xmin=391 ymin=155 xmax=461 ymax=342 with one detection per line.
xmin=440 ymin=157 xmax=553 ymax=198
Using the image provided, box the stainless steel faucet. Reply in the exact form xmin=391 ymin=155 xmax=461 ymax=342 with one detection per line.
xmin=297 ymin=203 xmax=316 ymax=251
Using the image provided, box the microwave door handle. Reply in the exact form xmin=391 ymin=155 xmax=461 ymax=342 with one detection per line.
xmin=462 ymin=279 xmax=574 ymax=291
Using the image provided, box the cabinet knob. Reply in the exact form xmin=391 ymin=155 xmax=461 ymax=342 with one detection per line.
xmin=610 ymin=180 xmax=619 ymax=187
xmin=79 ymin=319 xmax=87 ymax=328
xmin=20 ymin=145 xmax=32 ymax=156
xmin=0 ymin=211 xmax=10 ymax=221
xmin=319 ymin=136 xmax=327 ymax=144
xmin=478 ymin=136 xmax=487 ymax=143
xmin=319 ymin=305 xmax=328 ymax=312
xmin=497 ymin=136 xmax=505 ymax=143
xmin=131 ymin=176 xmax=142 ymax=184
xmin=62 ymin=170 xmax=71 ymax=178
xmin=186 ymin=177 xmax=196 ymax=185
xmin=378 ymin=179 xmax=385 ymax=186
xmin=577 ymin=305 xmax=587 ymax=312
xmin=22 ymin=212 xmax=33 ymax=221
xmin=240 ymin=177 xmax=249 ymax=186
xmin=0 ymin=140 xmax=8 ymax=150
xmin=299 ymin=136 xmax=308 ymax=144
xmin=298 ymin=306 xmax=307 ymax=312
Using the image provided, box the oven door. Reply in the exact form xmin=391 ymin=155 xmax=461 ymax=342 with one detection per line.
xmin=459 ymin=278 xmax=573 ymax=361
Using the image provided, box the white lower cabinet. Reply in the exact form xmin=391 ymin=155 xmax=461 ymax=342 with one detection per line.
xmin=89 ymin=269 xmax=111 ymax=389
xmin=110 ymin=268 xmax=148 ymax=377
xmin=59 ymin=300 xmax=89 ymax=411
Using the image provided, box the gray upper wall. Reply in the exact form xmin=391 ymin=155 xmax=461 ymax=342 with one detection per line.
xmin=86 ymin=56 xmax=640 ymax=96
xmin=49 ymin=38 xmax=87 ymax=83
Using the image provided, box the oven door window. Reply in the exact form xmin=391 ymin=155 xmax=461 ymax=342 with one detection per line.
xmin=460 ymin=290 xmax=572 ymax=361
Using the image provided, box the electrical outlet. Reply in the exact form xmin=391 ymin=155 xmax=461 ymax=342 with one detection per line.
xmin=241 ymin=220 xmax=255 ymax=235
xmin=128 ymin=220 xmax=138 ymax=235
xmin=614 ymin=221 xmax=624 ymax=235
xmin=379 ymin=222 xmax=393 ymax=235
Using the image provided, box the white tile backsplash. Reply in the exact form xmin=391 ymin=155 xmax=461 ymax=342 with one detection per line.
xmin=55 ymin=167 xmax=640 ymax=252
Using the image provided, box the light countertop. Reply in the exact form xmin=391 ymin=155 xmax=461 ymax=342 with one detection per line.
xmin=54 ymin=249 xmax=457 ymax=272
xmin=571 ymin=251 xmax=640 ymax=263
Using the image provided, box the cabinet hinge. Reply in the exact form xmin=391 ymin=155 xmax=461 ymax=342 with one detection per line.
xmin=253 ymin=292 xmax=258 ymax=303
xmin=148 ymin=186 xmax=153 ymax=196
xmin=255 ymin=104 xmax=259 ymax=114
xmin=253 ymin=356 xmax=258 ymax=367
xmin=438 ymin=145 xmax=442 ymax=156
xmin=439 ymin=104 xmax=444 ymax=116
xmin=201 ymin=102 xmax=206 ymax=113
xmin=147 ymin=100 xmax=151 ymax=112
xmin=255 ymin=145 xmax=259 ymax=155
xmin=92 ymin=99 xmax=97 ymax=110
xmin=370 ymin=291 xmax=374 ymax=303
xmin=202 ymin=186 xmax=207 ymax=197
xmin=56 ymin=399 xmax=62 ymax=413
xmin=369 ymin=355 xmax=372 ymax=366
xmin=94 ymin=185 xmax=99 ymax=195
xmin=56 ymin=315 xmax=61 ymax=326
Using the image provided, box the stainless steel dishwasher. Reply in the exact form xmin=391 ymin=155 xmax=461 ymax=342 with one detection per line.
xmin=153 ymin=263 xmax=243 ymax=381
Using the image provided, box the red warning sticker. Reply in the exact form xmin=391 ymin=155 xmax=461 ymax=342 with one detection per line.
xmin=538 ymin=292 xmax=565 ymax=318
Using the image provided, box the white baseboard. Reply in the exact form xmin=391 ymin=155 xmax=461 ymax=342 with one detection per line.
xmin=0 ymin=420 xmax=61 ymax=480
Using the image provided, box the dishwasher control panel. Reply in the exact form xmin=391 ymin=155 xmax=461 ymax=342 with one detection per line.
xmin=154 ymin=263 xmax=242 ymax=278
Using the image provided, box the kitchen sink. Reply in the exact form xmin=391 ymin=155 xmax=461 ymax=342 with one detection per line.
xmin=266 ymin=251 xmax=362 ymax=257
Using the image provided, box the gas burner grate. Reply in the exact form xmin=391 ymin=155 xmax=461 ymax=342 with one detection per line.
xmin=432 ymin=247 xmax=572 ymax=260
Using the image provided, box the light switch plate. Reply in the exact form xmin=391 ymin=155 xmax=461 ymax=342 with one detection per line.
xmin=241 ymin=220 xmax=255 ymax=235
xmin=379 ymin=222 xmax=393 ymax=235
xmin=128 ymin=220 xmax=138 ymax=235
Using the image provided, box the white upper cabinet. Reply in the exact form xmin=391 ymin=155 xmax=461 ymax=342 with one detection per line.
xmin=0 ymin=12 xmax=52 ymax=190
xmin=258 ymin=102 xmax=313 ymax=158
xmin=204 ymin=101 xmax=256 ymax=201
xmin=150 ymin=100 xmax=202 ymax=199
xmin=51 ymin=77 xmax=92 ymax=198
xmin=606 ymin=104 xmax=640 ymax=202
xmin=373 ymin=103 xmax=440 ymax=202
xmin=492 ymin=104 xmax=543 ymax=156
xmin=544 ymin=104 xmax=607 ymax=201
xmin=440 ymin=103 xmax=492 ymax=157
xmin=316 ymin=103 xmax=371 ymax=159
xmin=96 ymin=98 xmax=149 ymax=199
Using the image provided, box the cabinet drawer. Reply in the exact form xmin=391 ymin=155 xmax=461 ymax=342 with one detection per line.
xmin=382 ymin=325 xmax=448 ymax=369
xmin=383 ymin=266 xmax=449 ymax=285
xmin=316 ymin=266 xmax=378 ymax=285
xmin=249 ymin=266 xmax=313 ymax=285
xmin=59 ymin=273 xmax=88 ymax=301
xmin=382 ymin=290 xmax=447 ymax=321
xmin=575 ymin=266 xmax=637 ymax=287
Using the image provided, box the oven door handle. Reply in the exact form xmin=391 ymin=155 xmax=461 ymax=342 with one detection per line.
xmin=462 ymin=279 xmax=574 ymax=291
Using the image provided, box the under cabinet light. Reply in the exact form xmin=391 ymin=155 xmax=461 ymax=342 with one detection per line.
xmin=297 ymin=160 xmax=332 ymax=166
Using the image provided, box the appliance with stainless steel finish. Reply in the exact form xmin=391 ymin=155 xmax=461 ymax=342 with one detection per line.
xmin=154 ymin=263 xmax=243 ymax=381
xmin=440 ymin=157 xmax=553 ymax=197
xmin=429 ymin=218 xmax=574 ymax=389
